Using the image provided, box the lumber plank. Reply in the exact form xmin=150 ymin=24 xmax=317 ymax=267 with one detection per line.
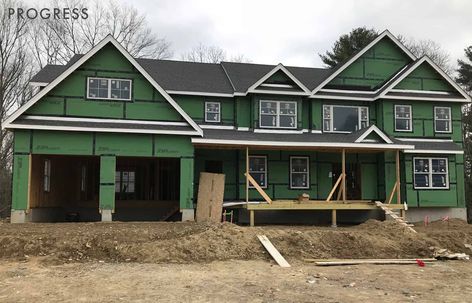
xmin=196 ymin=172 xmax=225 ymax=223
xmin=304 ymin=258 xmax=436 ymax=263
xmin=326 ymin=173 xmax=343 ymax=202
xmin=245 ymin=173 xmax=272 ymax=204
xmin=313 ymin=259 xmax=436 ymax=266
xmin=257 ymin=235 xmax=290 ymax=268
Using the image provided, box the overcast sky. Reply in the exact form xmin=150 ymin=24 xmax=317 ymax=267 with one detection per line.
xmin=124 ymin=0 xmax=472 ymax=68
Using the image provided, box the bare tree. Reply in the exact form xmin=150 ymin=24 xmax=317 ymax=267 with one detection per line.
xmin=0 ymin=0 xmax=34 ymax=216
xmin=398 ymin=35 xmax=453 ymax=74
xmin=30 ymin=0 xmax=173 ymax=68
xmin=181 ymin=43 xmax=251 ymax=63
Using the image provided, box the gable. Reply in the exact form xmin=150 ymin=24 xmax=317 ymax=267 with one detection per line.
xmin=255 ymin=70 xmax=305 ymax=92
xmin=326 ymin=37 xmax=413 ymax=91
xmin=393 ymin=61 xmax=457 ymax=93
xmin=26 ymin=43 xmax=183 ymax=121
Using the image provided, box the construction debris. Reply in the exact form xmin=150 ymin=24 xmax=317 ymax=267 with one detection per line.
xmin=308 ymin=259 xmax=437 ymax=266
xmin=257 ymin=235 xmax=290 ymax=268
xmin=430 ymin=247 xmax=470 ymax=260
xmin=195 ymin=172 xmax=225 ymax=223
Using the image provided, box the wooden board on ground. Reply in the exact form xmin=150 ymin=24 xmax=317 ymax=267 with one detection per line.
xmin=196 ymin=172 xmax=225 ymax=223
xmin=257 ymin=235 xmax=291 ymax=268
xmin=309 ymin=259 xmax=436 ymax=266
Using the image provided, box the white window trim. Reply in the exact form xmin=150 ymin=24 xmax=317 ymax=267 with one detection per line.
xmin=289 ymin=156 xmax=310 ymax=189
xmin=413 ymin=157 xmax=449 ymax=190
xmin=434 ymin=106 xmax=452 ymax=134
xmin=394 ymin=105 xmax=413 ymax=132
xmin=323 ymin=105 xmax=369 ymax=133
xmin=204 ymin=101 xmax=221 ymax=123
xmin=87 ymin=77 xmax=132 ymax=101
xmin=259 ymin=100 xmax=297 ymax=129
xmin=44 ymin=159 xmax=51 ymax=192
xmin=248 ymin=155 xmax=268 ymax=189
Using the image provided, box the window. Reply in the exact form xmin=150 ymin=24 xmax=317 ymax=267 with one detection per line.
xmin=205 ymin=102 xmax=221 ymax=123
xmin=323 ymin=105 xmax=368 ymax=132
xmin=80 ymin=165 xmax=87 ymax=192
xmin=249 ymin=156 xmax=267 ymax=188
xmin=395 ymin=105 xmax=412 ymax=132
xmin=260 ymin=100 xmax=297 ymax=129
xmin=290 ymin=157 xmax=309 ymax=189
xmin=115 ymin=170 xmax=135 ymax=193
xmin=43 ymin=159 xmax=51 ymax=192
xmin=434 ymin=107 xmax=452 ymax=133
xmin=87 ymin=77 xmax=132 ymax=101
xmin=413 ymin=157 xmax=448 ymax=189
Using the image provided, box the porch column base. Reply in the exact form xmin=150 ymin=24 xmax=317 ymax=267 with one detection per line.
xmin=10 ymin=210 xmax=26 ymax=223
xmin=101 ymin=209 xmax=113 ymax=222
xmin=181 ymin=209 xmax=195 ymax=222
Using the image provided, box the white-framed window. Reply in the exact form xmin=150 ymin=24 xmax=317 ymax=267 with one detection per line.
xmin=87 ymin=77 xmax=132 ymax=101
xmin=394 ymin=105 xmax=412 ymax=132
xmin=290 ymin=156 xmax=309 ymax=189
xmin=323 ymin=105 xmax=368 ymax=133
xmin=43 ymin=159 xmax=51 ymax=192
xmin=413 ymin=157 xmax=449 ymax=189
xmin=434 ymin=107 xmax=452 ymax=133
xmin=260 ymin=100 xmax=297 ymax=129
xmin=249 ymin=155 xmax=267 ymax=188
xmin=115 ymin=170 xmax=136 ymax=193
xmin=205 ymin=102 xmax=221 ymax=123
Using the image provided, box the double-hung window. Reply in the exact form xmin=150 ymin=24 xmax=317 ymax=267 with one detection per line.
xmin=260 ymin=100 xmax=297 ymax=129
xmin=434 ymin=107 xmax=452 ymax=133
xmin=115 ymin=170 xmax=136 ymax=194
xmin=87 ymin=77 xmax=132 ymax=101
xmin=205 ymin=102 xmax=221 ymax=123
xmin=249 ymin=156 xmax=267 ymax=188
xmin=290 ymin=157 xmax=309 ymax=189
xmin=323 ymin=105 xmax=368 ymax=132
xmin=43 ymin=159 xmax=51 ymax=192
xmin=413 ymin=157 xmax=449 ymax=189
xmin=394 ymin=105 xmax=412 ymax=132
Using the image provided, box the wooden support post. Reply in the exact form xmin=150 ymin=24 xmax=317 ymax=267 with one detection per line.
xmin=400 ymin=208 xmax=406 ymax=219
xmin=246 ymin=147 xmax=249 ymax=203
xmin=331 ymin=209 xmax=337 ymax=227
xmin=387 ymin=182 xmax=398 ymax=205
xmin=342 ymin=149 xmax=346 ymax=203
xmin=245 ymin=173 xmax=272 ymax=204
xmin=250 ymin=210 xmax=255 ymax=227
xmin=395 ymin=150 xmax=401 ymax=204
xmin=326 ymin=174 xmax=343 ymax=202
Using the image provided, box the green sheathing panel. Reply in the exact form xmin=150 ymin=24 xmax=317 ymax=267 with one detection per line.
xmin=32 ymin=130 xmax=93 ymax=155
xmin=14 ymin=130 xmax=31 ymax=153
xmin=379 ymin=100 xmax=463 ymax=141
xmin=154 ymin=135 xmax=194 ymax=158
xmin=180 ymin=158 xmax=194 ymax=209
xmin=403 ymin=154 xmax=463 ymax=207
xmin=99 ymin=155 xmax=115 ymax=210
xmin=95 ymin=133 xmax=152 ymax=156
xmin=25 ymin=43 xmax=185 ymax=122
xmin=194 ymin=149 xmax=380 ymax=201
xmin=253 ymin=95 xmax=303 ymax=130
xmin=236 ymin=97 xmax=251 ymax=128
xmin=174 ymin=95 xmax=234 ymax=125
xmin=311 ymin=100 xmax=377 ymax=131
xmin=394 ymin=62 xmax=457 ymax=92
xmin=11 ymin=154 xmax=30 ymax=210
xmin=328 ymin=38 xmax=411 ymax=90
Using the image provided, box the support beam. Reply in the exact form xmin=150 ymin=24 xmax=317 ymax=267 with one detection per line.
xmin=246 ymin=147 xmax=249 ymax=203
xmin=342 ymin=149 xmax=346 ymax=202
xmin=395 ymin=150 xmax=401 ymax=204
xmin=331 ymin=209 xmax=337 ymax=227
xmin=99 ymin=155 xmax=116 ymax=221
xmin=245 ymin=173 xmax=272 ymax=204
xmin=11 ymin=154 xmax=31 ymax=223
xmin=326 ymin=173 xmax=343 ymax=202
xmin=387 ymin=181 xmax=398 ymax=205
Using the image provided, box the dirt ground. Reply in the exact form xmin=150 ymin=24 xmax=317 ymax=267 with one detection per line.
xmin=0 ymin=219 xmax=472 ymax=302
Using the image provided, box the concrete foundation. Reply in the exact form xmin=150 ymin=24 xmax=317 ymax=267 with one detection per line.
xmin=101 ymin=209 xmax=113 ymax=222
xmin=406 ymin=207 xmax=467 ymax=223
xmin=10 ymin=210 xmax=26 ymax=223
xmin=181 ymin=208 xmax=195 ymax=221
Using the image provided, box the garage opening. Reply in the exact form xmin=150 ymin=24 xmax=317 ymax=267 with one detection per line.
xmin=113 ymin=157 xmax=180 ymax=221
xmin=29 ymin=154 xmax=101 ymax=222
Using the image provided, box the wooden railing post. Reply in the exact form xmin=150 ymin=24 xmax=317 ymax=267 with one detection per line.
xmin=246 ymin=147 xmax=249 ymax=203
xmin=396 ymin=150 xmax=401 ymax=204
xmin=342 ymin=149 xmax=346 ymax=202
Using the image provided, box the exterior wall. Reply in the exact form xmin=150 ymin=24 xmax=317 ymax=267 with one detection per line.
xmin=174 ymin=95 xmax=235 ymax=126
xmin=394 ymin=62 xmax=456 ymax=92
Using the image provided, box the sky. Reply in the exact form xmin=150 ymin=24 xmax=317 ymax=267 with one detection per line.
xmin=124 ymin=0 xmax=472 ymax=68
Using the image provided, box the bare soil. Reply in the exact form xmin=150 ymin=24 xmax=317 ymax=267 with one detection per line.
xmin=0 ymin=219 xmax=472 ymax=302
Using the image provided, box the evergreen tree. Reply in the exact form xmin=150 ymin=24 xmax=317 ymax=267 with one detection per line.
xmin=319 ymin=27 xmax=378 ymax=68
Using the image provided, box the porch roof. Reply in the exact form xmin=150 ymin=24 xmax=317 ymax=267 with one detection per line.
xmin=193 ymin=128 xmax=415 ymax=150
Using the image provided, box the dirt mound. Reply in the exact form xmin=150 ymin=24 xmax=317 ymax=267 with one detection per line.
xmin=0 ymin=220 xmax=470 ymax=263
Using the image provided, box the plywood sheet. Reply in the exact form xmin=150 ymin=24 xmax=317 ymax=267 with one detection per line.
xmin=196 ymin=172 xmax=225 ymax=223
